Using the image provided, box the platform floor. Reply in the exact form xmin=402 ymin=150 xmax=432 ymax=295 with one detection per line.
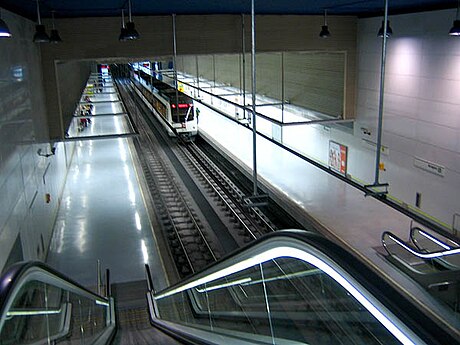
xmin=47 ymin=75 xmax=169 ymax=290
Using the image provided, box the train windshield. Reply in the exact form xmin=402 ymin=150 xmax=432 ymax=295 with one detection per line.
xmin=161 ymin=88 xmax=194 ymax=123
xmin=170 ymin=102 xmax=194 ymax=123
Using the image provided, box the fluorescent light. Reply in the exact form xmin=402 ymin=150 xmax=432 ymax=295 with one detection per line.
xmin=7 ymin=308 xmax=62 ymax=316
xmin=195 ymin=277 xmax=252 ymax=293
xmin=95 ymin=300 xmax=110 ymax=307
xmin=0 ymin=18 xmax=12 ymax=38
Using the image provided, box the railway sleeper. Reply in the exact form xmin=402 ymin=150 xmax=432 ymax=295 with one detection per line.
xmin=169 ymin=210 xmax=187 ymax=217
xmin=173 ymin=248 xmax=186 ymax=256
xmin=174 ymin=224 xmax=195 ymax=232
xmin=192 ymin=259 xmax=208 ymax=269
xmin=181 ymin=237 xmax=201 ymax=245
xmin=185 ymin=243 xmax=201 ymax=252
xmin=179 ymin=230 xmax=199 ymax=237
xmin=172 ymin=216 xmax=193 ymax=223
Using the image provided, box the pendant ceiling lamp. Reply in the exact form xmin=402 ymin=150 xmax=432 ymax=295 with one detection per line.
xmin=119 ymin=9 xmax=128 ymax=41
xmin=319 ymin=9 xmax=331 ymax=38
xmin=33 ymin=0 xmax=50 ymax=43
xmin=377 ymin=20 xmax=393 ymax=38
xmin=449 ymin=0 xmax=460 ymax=36
xmin=49 ymin=11 xmax=62 ymax=43
xmin=124 ymin=0 xmax=139 ymax=40
xmin=0 ymin=10 xmax=12 ymax=38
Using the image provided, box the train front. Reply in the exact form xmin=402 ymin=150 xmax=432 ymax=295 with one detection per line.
xmin=170 ymin=94 xmax=198 ymax=141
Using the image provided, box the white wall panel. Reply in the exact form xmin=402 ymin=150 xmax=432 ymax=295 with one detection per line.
xmin=0 ymin=9 xmax=69 ymax=272
xmin=356 ymin=9 xmax=460 ymax=226
xmin=417 ymin=100 xmax=460 ymax=128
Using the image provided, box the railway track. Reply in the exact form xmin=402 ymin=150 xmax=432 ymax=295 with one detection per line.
xmin=116 ymin=77 xmax=282 ymax=278
xmin=117 ymin=80 xmax=219 ymax=277
xmin=173 ymin=141 xmax=277 ymax=246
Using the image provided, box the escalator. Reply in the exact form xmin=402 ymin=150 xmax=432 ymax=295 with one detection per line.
xmin=145 ymin=230 xmax=458 ymax=344
xmin=382 ymin=226 xmax=460 ymax=313
xmin=1 ymin=230 xmax=458 ymax=344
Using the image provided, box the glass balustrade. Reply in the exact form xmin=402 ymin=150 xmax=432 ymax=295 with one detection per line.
xmin=0 ymin=263 xmax=115 ymax=345
xmin=149 ymin=232 xmax=427 ymax=344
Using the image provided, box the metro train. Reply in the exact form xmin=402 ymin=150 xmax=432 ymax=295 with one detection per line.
xmin=130 ymin=69 xmax=198 ymax=140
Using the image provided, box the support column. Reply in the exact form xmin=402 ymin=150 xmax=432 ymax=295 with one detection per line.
xmin=251 ymin=0 xmax=258 ymax=196
xmin=172 ymin=14 xmax=179 ymax=122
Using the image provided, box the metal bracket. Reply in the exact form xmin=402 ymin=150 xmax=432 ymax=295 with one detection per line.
xmin=243 ymin=194 xmax=269 ymax=208
xmin=364 ymin=183 xmax=389 ymax=197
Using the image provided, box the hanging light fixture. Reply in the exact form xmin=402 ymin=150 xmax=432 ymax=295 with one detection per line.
xmin=319 ymin=9 xmax=331 ymax=38
xmin=377 ymin=20 xmax=393 ymax=38
xmin=0 ymin=9 xmax=12 ymax=38
xmin=124 ymin=0 xmax=139 ymax=40
xmin=449 ymin=0 xmax=460 ymax=36
xmin=33 ymin=0 xmax=50 ymax=43
xmin=119 ymin=9 xmax=128 ymax=41
xmin=49 ymin=11 xmax=62 ymax=43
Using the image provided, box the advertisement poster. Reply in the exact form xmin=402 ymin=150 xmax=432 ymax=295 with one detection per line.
xmin=329 ymin=141 xmax=348 ymax=175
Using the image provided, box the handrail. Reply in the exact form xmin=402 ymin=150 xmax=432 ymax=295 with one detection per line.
xmin=382 ymin=231 xmax=460 ymax=260
xmin=0 ymin=261 xmax=109 ymax=311
xmin=410 ymin=226 xmax=459 ymax=252
xmin=0 ymin=261 xmax=116 ymax=345
xmin=146 ymin=230 xmax=459 ymax=345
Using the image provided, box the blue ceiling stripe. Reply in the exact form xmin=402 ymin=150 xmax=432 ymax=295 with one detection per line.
xmin=1 ymin=0 xmax=456 ymax=20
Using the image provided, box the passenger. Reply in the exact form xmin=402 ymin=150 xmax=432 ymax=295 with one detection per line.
xmin=79 ymin=118 xmax=85 ymax=131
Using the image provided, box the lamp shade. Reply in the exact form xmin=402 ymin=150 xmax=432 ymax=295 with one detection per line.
xmin=0 ymin=18 xmax=12 ymax=38
xmin=449 ymin=20 xmax=460 ymax=36
xmin=319 ymin=25 xmax=331 ymax=38
xmin=33 ymin=24 xmax=50 ymax=43
xmin=119 ymin=27 xmax=128 ymax=41
xmin=378 ymin=20 xmax=393 ymax=38
xmin=49 ymin=29 xmax=62 ymax=43
xmin=124 ymin=21 xmax=139 ymax=40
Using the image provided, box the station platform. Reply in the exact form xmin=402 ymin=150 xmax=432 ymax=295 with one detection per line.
xmin=46 ymin=74 xmax=169 ymax=291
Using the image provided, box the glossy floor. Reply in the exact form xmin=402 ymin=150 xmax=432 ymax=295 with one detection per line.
xmin=47 ymin=76 xmax=168 ymax=290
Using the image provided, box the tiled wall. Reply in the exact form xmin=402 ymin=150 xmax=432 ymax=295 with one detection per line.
xmin=356 ymin=9 xmax=460 ymax=226
xmin=0 ymin=9 xmax=69 ymax=272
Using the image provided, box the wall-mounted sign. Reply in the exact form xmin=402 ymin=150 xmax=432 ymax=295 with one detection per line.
xmin=414 ymin=157 xmax=445 ymax=177
xmin=329 ymin=141 xmax=348 ymax=175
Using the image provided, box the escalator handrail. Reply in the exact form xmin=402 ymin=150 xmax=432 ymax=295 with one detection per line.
xmin=382 ymin=230 xmax=460 ymax=259
xmin=0 ymin=261 xmax=110 ymax=319
xmin=150 ymin=230 xmax=459 ymax=345
xmin=410 ymin=226 xmax=459 ymax=252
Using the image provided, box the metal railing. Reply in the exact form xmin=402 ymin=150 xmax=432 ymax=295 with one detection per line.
xmin=0 ymin=262 xmax=116 ymax=345
xmin=382 ymin=231 xmax=460 ymax=261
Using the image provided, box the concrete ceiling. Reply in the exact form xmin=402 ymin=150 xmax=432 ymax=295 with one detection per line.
xmin=1 ymin=0 xmax=456 ymax=19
